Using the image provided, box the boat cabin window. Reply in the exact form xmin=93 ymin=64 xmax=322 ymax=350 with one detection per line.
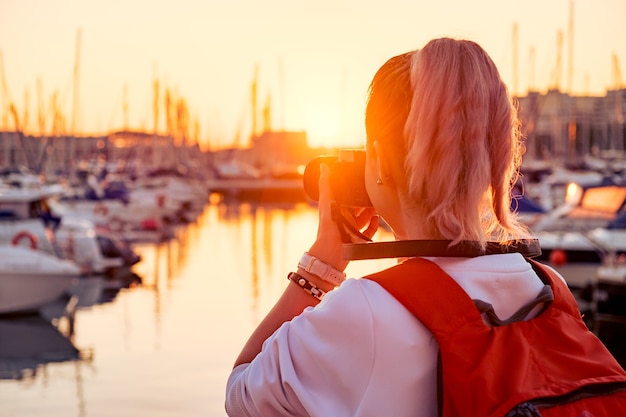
xmin=580 ymin=186 xmax=626 ymax=213
xmin=0 ymin=199 xmax=53 ymax=220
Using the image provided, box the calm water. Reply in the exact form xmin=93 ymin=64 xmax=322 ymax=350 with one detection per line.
xmin=0 ymin=200 xmax=396 ymax=417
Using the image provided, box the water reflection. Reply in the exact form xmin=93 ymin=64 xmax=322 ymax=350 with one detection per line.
xmin=221 ymin=201 xmax=320 ymax=320
xmin=0 ymin=315 xmax=83 ymax=380
xmin=0 ymin=268 xmax=138 ymax=383
xmin=0 ymin=200 xmax=398 ymax=417
xmin=206 ymin=200 xmax=397 ymax=320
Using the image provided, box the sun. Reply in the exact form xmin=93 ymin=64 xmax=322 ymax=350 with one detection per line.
xmin=301 ymin=105 xmax=341 ymax=148
xmin=293 ymin=100 xmax=364 ymax=149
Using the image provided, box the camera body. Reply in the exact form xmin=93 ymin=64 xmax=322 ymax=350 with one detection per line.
xmin=302 ymin=149 xmax=372 ymax=208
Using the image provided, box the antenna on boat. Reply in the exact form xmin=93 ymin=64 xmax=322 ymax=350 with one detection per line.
xmin=529 ymin=46 xmax=536 ymax=92
xmin=552 ymin=30 xmax=564 ymax=91
xmin=567 ymin=0 xmax=575 ymax=94
xmin=251 ymin=63 xmax=259 ymax=138
xmin=153 ymin=63 xmax=160 ymax=135
xmin=0 ymin=50 xmax=10 ymax=130
xmin=72 ymin=27 xmax=82 ymax=135
xmin=512 ymin=23 xmax=518 ymax=96
xmin=614 ymin=54 xmax=624 ymax=89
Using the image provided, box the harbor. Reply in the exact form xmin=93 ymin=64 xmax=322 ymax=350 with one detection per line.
xmin=0 ymin=79 xmax=624 ymax=414
xmin=1 ymin=1 xmax=625 ymax=413
xmin=0 ymin=198 xmax=398 ymax=417
xmin=0 ymin=76 xmax=624 ymax=413
xmin=0 ymin=178 xmax=624 ymax=416
xmin=0 ymin=124 xmax=624 ymax=415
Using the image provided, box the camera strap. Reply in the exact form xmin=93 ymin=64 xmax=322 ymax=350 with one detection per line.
xmin=342 ymin=239 xmax=542 ymax=260
xmin=329 ymin=202 xmax=541 ymax=260
xmin=331 ymin=203 xmax=374 ymax=243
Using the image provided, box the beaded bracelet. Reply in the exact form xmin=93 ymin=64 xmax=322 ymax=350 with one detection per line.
xmin=287 ymin=272 xmax=327 ymax=301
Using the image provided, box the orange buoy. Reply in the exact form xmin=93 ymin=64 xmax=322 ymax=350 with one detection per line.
xmin=549 ymin=249 xmax=567 ymax=266
xmin=11 ymin=230 xmax=38 ymax=250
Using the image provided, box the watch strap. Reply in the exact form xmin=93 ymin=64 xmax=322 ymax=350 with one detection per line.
xmin=298 ymin=252 xmax=346 ymax=286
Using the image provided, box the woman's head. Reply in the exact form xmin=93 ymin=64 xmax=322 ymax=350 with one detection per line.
xmin=364 ymin=37 xmax=527 ymax=247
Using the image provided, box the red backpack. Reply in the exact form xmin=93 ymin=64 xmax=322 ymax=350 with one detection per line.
xmin=365 ymin=257 xmax=626 ymax=417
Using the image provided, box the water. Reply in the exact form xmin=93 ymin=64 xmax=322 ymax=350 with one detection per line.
xmin=0 ymin=200 xmax=396 ymax=417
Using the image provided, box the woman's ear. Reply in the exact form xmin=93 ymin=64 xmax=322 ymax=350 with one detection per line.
xmin=372 ymin=140 xmax=393 ymax=185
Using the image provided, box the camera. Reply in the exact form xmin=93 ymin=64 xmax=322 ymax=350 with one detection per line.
xmin=302 ymin=149 xmax=372 ymax=207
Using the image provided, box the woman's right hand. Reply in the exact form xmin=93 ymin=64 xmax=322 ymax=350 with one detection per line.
xmin=307 ymin=163 xmax=379 ymax=273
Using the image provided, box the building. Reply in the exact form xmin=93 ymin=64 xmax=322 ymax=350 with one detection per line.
xmin=0 ymin=131 xmax=107 ymax=176
xmin=209 ymin=130 xmax=338 ymax=179
xmin=517 ymin=88 xmax=626 ymax=167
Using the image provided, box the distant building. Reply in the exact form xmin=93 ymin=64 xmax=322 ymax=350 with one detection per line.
xmin=517 ymin=88 xmax=626 ymax=166
xmin=0 ymin=130 xmax=206 ymax=178
xmin=209 ymin=130 xmax=338 ymax=179
xmin=250 ymin=130 xmax=312 ymax=176
xmin=0 ymin=131 xmax=107 ymax=176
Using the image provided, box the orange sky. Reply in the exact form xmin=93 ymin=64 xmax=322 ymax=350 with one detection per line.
xmin=1 ymin=0 xmax=625 ymax=149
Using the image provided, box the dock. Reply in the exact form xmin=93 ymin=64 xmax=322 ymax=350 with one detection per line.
xmin=206 ymin=178 xmax=309 ymax=203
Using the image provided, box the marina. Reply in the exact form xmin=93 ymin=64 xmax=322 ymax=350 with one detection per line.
xmin=1 ymin=0 xmax=625 ymax=413
xmin=0 ymin=198 xmax=397 ymax=417
xmin=0 ymin=194 xmax=624 ymax=415
xmin=0 ymin=101 xmax=625 ymax=414
xmin=0 ymin=44 xmax=624 ymax=414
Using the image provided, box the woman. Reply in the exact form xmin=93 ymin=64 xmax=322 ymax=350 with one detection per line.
xmin=225 ymin=37 xmax=543 ymax=416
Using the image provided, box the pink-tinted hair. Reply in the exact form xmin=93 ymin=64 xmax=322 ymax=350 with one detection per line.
xmin=365 ymin=37 xmax=528 ymax=247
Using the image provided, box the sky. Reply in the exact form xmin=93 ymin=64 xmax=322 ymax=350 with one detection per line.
xmin=1 ymin=0 xmax=625 ymax=150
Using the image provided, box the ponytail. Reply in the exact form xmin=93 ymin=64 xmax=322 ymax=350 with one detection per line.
xmin=367 ymin=38 xmax=529 ymax=248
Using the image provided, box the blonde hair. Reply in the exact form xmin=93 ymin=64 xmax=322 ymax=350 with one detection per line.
xmin=365 ymin=38 xmax=528 ymax=248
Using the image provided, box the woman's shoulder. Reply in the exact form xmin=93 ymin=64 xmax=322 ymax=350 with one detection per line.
xmin=324 ymin=277 xmax=400 ymax=306
xmin=319 ymin=277 xmax=429 ymax=328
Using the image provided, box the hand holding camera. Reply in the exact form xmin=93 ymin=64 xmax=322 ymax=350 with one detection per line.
xmin=303 ymin=149 xmax=373 ymax=208
xmin=304 ymin=150 xmax=379 ymax=250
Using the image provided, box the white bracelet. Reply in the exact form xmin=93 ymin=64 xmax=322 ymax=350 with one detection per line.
xmin=297 ymin=252 xmax=346 ymax=287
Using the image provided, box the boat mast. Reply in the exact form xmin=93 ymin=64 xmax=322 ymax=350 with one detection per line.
xmin=72 ymin=28 xmax=82 ymax=135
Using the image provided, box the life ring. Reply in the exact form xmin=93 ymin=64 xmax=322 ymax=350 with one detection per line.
xmin=11 ymin=230 xmax=38 ymax=250
xmin=93 ymin=203 xmax=109 ymax=217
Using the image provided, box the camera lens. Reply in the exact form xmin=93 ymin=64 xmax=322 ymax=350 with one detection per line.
xmin=302 ymin=150 xmax=372 ymax=207
xmin=302 ymin=155 xmax=337 ymax=202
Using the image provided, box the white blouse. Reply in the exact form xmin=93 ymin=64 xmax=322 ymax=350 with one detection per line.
xmin=225 ymin=253 xmax=551 ymax=417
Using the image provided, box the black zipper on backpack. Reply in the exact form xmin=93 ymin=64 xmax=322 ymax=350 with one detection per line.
xmin=530 ymin=381 xmax=626 ymax=408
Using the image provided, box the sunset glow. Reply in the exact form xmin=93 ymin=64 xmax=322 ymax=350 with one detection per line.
xmin=1 ymin=0 xmax=624 ymax=149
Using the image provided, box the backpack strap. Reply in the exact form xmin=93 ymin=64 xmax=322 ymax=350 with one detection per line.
xmin=526 ymin=259 xmax=583 ymax=318
xmin=365 ymin=257 xmax=483 ymax=334
xmin=474 ymin=285 xmax=553 ymax=327
xmin=365 ymin=257 xmax=572 ymax=331
xmin=364 ymin=257 xmax=555 ymax=334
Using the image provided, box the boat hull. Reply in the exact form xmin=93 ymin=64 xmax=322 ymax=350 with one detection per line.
xmin=0 ymin=273 xmax=77 ymax=315
xmin=0 ymin=246 xmax=81 ymax=315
